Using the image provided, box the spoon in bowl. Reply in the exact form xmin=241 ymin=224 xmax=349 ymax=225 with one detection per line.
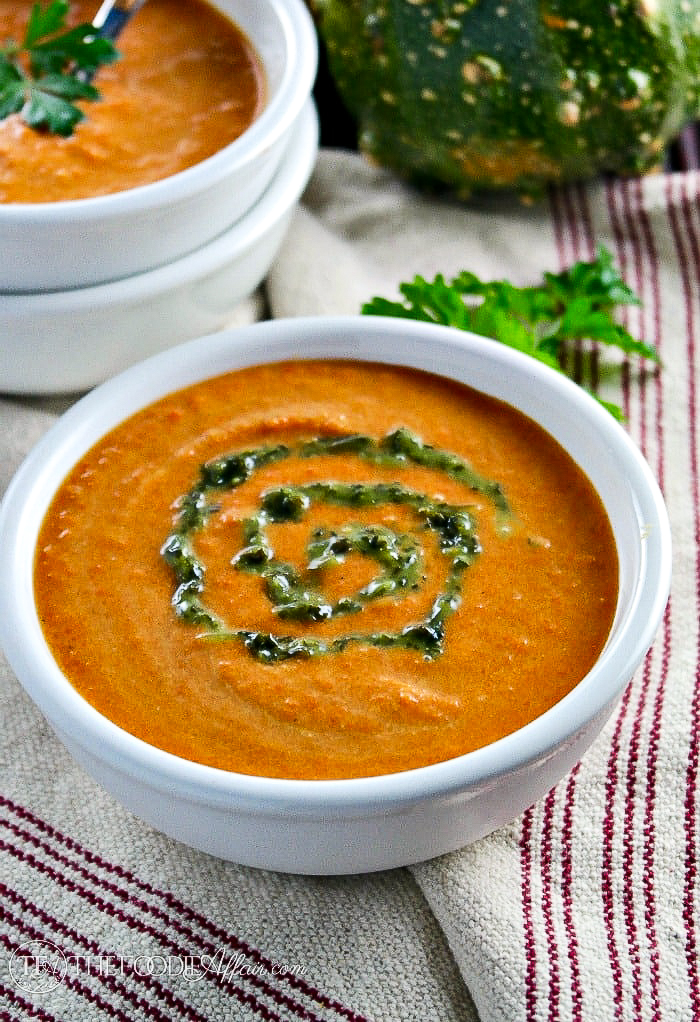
xmin=92 ymin=0 xmax=148 ymax=41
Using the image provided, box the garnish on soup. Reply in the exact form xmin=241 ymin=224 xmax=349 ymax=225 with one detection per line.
xmin=0 ymin=1 xmax=117 ymax=136
xmin=162 ymin=429 xmax=508 ymax=663
xmin=0 ymin=0 xmax=265 ymax=200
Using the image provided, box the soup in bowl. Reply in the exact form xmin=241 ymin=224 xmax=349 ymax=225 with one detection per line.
xmin=0 ymin=0 xmax=317 ymax=290
xmin=0 ymin=317 xmax=671 ymax=873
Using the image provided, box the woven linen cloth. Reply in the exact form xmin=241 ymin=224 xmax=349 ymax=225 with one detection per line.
xmin=0 ymin=149 xmax=698 ymax=1022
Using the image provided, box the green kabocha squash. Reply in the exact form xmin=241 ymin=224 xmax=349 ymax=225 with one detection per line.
xmin=311 ymin=0 xmax=700 ymax=196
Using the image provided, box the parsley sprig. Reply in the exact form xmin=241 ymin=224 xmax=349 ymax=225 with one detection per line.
xmin=0 ymin=1 xmax=117 ymax=136
xmin=362 ymin=247 xmax=659 ymax=420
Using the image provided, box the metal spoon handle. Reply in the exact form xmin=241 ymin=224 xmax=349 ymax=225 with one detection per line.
xmin=92 ymin=0 xmax=148 ymax=41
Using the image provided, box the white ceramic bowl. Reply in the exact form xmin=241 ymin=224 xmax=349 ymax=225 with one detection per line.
xmin=0 ymin=0 xmax=318 ymax=293
xmin=0 ymin=100 xmax=318 ymax=395
xmin=0 ymin=317 xmax=672 ymax=874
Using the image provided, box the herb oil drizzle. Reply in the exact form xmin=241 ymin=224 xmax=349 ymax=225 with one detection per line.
xmin=161 ymin=429 xmax=509 ymax=663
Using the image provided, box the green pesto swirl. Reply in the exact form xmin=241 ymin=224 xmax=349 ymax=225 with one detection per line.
xmin=161 ymin=429 xmax=508 ymax=663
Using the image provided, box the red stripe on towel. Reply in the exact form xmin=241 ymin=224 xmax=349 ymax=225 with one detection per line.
xmin=601 ymin=178 xmax=663 ymax=1020
xmin=0 ymin=882 xmax=209 ymax=1022
xmin=1 ymin=931 xmax=147 ymax=1022
xmin=667 ymin=171 xmax=700 ymax=1013
xmin=0 ymin=796 xmax=369 ymax=1022
xmin=605 ymin=182 xmax=632 ymax=421
xmin=560 ymin=764 xmax=584 ymax=1022
xmin=631 ymin=173 xmax=668 ymax=1022
xmin=0 ymin=835 xmax=285 ymax=1022
xmin=548 ymin=186 xmax=565 ymax=261
xmin=549 ymin=184 xmax=596 ymax=1021
xmin=601 ymin=679 xmax=634 ymax=1022
xmin=618 ymin=178 xmax=654 ymax=1022
xmin=519 ymin=806 xmax=538 ymax=1022
xmin=540 ymin=788 xmax=561 ymax=1021
xmin=0 ymin=981 xmax=63 ymax=1022
xmin=574 ymin=182 xmax=596 ymax=258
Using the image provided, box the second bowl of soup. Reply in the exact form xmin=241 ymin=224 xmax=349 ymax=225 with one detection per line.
xmin=0 ymin=0 xmax=317 ymax=291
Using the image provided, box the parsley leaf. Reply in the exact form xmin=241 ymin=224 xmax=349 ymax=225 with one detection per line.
xmin=361 ymin=247 xmax=659 ymax=420
xmin=0 ymin=1 xmax=117 ymax=136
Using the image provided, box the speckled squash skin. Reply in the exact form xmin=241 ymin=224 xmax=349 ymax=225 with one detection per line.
xmin=311 ymin=0 xmax=700 ymax=195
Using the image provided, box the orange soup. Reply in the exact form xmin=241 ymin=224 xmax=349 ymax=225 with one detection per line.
xmin=34 ymin=361 xmax=619 ymax=779
xmin=0 ymin=0 xmax=265 ymax=202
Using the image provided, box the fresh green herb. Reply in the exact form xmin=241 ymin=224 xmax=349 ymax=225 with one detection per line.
xmin=361 ymin=246 xmax=659 ymax=421
xmin=0 ymin=1 xmax=117 ymax=136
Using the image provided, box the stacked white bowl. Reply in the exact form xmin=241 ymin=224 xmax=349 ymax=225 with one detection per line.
xmin=0 ymin=0 xmax=319 ymax=394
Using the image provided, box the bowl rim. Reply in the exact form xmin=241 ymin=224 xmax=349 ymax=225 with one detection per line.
xmin=0 ymin=98 xmax=318 ymax=307
xmin=0 ymin=316 xmax=672 ymax=816
xmin=0 ymin=0 xmax=318 ymax=222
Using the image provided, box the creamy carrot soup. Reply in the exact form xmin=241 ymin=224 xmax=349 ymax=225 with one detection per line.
xmin=0 ymin=0 xmax=265 ymax=202
xmin=34 ymin=361 xmax=619 ymax=779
